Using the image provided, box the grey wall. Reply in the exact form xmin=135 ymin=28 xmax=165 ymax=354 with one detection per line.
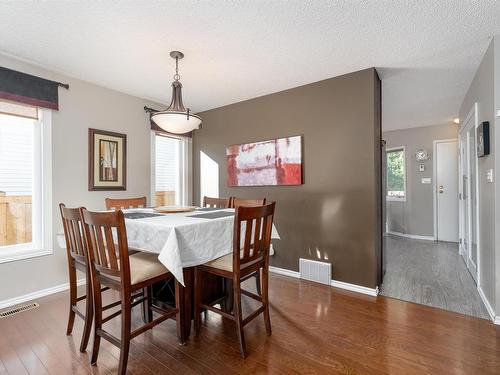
xmin=0 ymin=54 xmax=158 ymax=301
xmin=193 ymin=68 xmax=382 ymax=288
xmin=383 ymin=124 xmax=458 ymax=237
xmin=459 ymin=40 xmax=496 ymax=313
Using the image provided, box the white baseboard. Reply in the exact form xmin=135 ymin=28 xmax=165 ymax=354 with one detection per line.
xmin=269 ymin=266 xmax=378 ymax=297
xmin=478 ymin=286 xmax=497 ymax=324
xmin=330 ymin=279 xmax=379 ymax=296
xmin=387 ymin=230 xmax=435 ymax=241
xmin=0 ymin=279 xmax=85 ymax=310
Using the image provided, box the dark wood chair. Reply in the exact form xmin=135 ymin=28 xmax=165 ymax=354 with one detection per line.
xmin=105 ymin=196 xmax=147 ymax=210
xmin=230 ymin=197 xmax=266 ymax=208
xmin=81 ymin=208 xmax=184 ymax=374
xmin=194 ymin=202 xmax=276 ymax=358
xmin=59 ymin=203 xmax=125 ymax=353
xmin=230 ymin=197 xmax=267 ymax=295
xmin=203 ymin=196 xmax=231 ymax=208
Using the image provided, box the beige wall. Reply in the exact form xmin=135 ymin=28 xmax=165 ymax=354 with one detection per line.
xmin=383 ymin=123 xmax=458 ymax=237
xmin=0 ymin=54 xmax=158 ymax=302
xmin=193 ymin=68 xmax=382 ymax=288
xmin=459 ymin=40 xmax=496 ymax=314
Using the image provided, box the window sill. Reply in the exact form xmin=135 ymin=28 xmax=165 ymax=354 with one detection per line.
xmin=0 ymin=244 xmax=53 ymax=264
xmin=386 ymin=196 xmax=407 ymax=202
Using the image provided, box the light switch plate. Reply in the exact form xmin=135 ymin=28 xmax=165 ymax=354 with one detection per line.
xmin=421 ymin=177 xmax=431 ymax=184
xmin=487 ymin=169 xmax=494 ymax=183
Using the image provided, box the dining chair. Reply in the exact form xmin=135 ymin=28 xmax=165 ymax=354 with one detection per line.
xmin=230 ymin=197 xmax=266 ymax=208
xmin=105 ymin=196 xmax=147 ymax=210
xmin=230 ymin=197 xmax=267 ymax=295
xmin=81 ymin=208 xmax=184 ymax=374
xmin=59 ymin=203 xmax=122 ymax=353
xmin=203 ymin=196 xmax=231 ymax=208
xmin=194 ymin=202 xmax=275 ymax=358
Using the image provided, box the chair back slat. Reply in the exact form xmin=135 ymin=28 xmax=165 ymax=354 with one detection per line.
xmin=105 ymin=196 xmax=147 ymax=211
xmin=231 ymin=197 xmax=266 ymax=208
xmin=81 ymin=209 xmax=131 ymax=286
xmin=203 ymin=196 xmax=231 ymax=208
xmin=233 ymin=202 xmax=275 ymax=270
xmin=59 ymin=204 xmax=87 ymax=264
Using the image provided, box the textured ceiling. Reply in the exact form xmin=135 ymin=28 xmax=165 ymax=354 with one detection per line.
xmin=1 ymin=1 xmax=499 ymax=131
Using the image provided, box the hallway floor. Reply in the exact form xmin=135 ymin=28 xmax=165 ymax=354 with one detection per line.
xmin=380 ymin=235 xmax=490 ymax=320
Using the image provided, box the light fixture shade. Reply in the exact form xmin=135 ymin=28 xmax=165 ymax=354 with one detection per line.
xmin=151 ymin=111 xmax=201 ymax=134
xmin=151 ymin=55 xmax=202 ymax=134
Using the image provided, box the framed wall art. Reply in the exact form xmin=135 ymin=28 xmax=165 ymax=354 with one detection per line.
xmin=88 ymin=128 xmax=127 ymax=190
xmin=226 ymin=135 xmax=302 ymax=187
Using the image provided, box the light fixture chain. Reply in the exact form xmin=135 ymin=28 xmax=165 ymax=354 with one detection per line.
xmin=174 ymin=56 xmax=180 ymax=81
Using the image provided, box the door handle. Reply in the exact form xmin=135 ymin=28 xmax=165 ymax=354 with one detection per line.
xmin=439 ymin=185 xmax=444 ymax=194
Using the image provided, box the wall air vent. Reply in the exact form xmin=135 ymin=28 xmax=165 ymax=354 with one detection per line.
xmin=299 ymin=258 xmax=332 ymax=285
xmin=0 ymin=302 xmax=39 ymax=319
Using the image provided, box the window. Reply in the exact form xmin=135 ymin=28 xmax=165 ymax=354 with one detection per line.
xmin=386 ymin=146 xmax=406 ymax=201
xmin=152 ymin=133 xmax=189 ymax=206
xmin=0 ymin=108 xmax=52 ymax=263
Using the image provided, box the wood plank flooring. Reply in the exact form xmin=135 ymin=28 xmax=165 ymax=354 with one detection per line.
xmin=381 ymin=235 xmax=489 ymax=319
xmin=1 ymin=273 xmax=499 ymax=374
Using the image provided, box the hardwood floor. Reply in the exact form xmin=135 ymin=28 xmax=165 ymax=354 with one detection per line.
xmin=381 ymin=235 xmax=489 ymax=319
xmin=0 ymin=273 xmax=499 ymax=374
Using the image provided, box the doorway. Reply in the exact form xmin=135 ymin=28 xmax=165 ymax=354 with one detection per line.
xmin=458 ymin=104 xmax=479 ymax=283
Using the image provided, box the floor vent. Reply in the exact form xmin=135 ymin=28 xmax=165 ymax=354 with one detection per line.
xmin=299 ymin=258 xmax=332 ymax=285
xmin=0 ymin=303 xmax=39 ymax=319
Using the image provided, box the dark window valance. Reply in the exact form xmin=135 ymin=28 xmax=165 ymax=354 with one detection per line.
xmin=145 ymin=106 xmax=193 ymax=138
xmin=0 ymin=66 xmax=69 ymax=110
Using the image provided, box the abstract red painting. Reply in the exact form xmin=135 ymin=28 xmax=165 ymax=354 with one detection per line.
xmin=226 ymin=136 xmax=302 ymax=186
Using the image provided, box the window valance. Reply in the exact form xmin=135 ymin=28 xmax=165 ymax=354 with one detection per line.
xmin=0 ymin=66 xmax=69 ymax=110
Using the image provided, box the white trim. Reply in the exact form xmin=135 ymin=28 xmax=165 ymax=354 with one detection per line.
xmin=433 ymin=138 xmax=458 ymax=241
xmin=386 ymin=230 xmax=435 ymax=241
xmin=477 ymin=286 xmax=495 ymax=322
xmin=330 ymin=279 xmax=379 ymax=297
xmin=494 ymin=317 xmax=500 ymax=325
xmin=0 ymin=279 xmax=85 ymax=310
xmin=269 ymin=266 xmax=300 ymax=279
xmin=269 ymin=266 xmax=378 ymax=297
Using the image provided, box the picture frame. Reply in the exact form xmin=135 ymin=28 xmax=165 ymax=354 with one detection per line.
xmin=88 ymin=128 xmax=127 ymax=190
xmin=477 ymin=121 xmax=490 ymax=158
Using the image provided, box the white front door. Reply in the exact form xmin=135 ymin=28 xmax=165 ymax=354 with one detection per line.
xmin=436 ymin=140 xmax=459 ymax=242
xmin=459 ymin=106 xmax=479 ymax=282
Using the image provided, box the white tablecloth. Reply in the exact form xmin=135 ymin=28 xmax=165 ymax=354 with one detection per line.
xmin=57 ymin=208 xmax=280 ymax=286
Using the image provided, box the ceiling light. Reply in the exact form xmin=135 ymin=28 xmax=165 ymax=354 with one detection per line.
xmin=453 ymin=118 xmax=460 ymax=124
xmin=151 ymin=51 xmax=202 ymax=134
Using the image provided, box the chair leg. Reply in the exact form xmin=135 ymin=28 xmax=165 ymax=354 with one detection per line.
xmin=66 ymin=265 xmax=77 ymax=335
xmin=194 ymin=268 xmax=202 ymax=337
xmin=118 ymin=296 xmax=132 ymax=375
xmin=79 ymin=269 xmax=93 ymax=352
xmin=262 ymin=267 xmax=272 ymax=335
xmin=143 ymin=286 xmax=153 ymax=323
xmin=255 ymin=270 xmax=262 ymax=296
xmin=233 ymin=280 xmax=246 ymax=358
xmin=90 ymin=279 xmax=102 ymax=365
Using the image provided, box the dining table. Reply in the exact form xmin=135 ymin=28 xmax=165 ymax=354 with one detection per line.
xmin=57 ymin=206 xmax=280 ymax=339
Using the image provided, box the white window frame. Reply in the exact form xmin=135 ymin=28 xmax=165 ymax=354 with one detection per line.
xmin=0 ymin=109 xmax=53 ymax=263
xmin=150 ymin=132 xmax=190 ymax=206
xmin=386 ymin=145 xmax=407 ymax=202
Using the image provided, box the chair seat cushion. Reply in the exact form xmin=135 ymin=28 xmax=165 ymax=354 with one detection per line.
xmin=129 ymin=252 xmax=169 ymax=285
xmin=203 ymin=252 xmax=263 ymax=273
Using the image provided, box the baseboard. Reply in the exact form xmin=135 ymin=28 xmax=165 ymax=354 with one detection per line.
xmin=386 ymin=230 xmax=435 ymax=241
xmin=478 ymin=286 xmax=497 ymax=323
xmin=269 ymin=266 xmax=378 ymax=297
xmin=330 ymin=279 xmax=379 ymax=297
xmin=0 ymin=279 xmax=85 ymax=310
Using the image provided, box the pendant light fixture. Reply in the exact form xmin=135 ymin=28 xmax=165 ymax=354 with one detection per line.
xmin=151 ymin=51 xmax=202 ymax=134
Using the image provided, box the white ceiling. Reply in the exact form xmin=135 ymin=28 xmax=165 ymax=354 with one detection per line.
xmin=1 ymin=1 xmax=499 ymax=131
